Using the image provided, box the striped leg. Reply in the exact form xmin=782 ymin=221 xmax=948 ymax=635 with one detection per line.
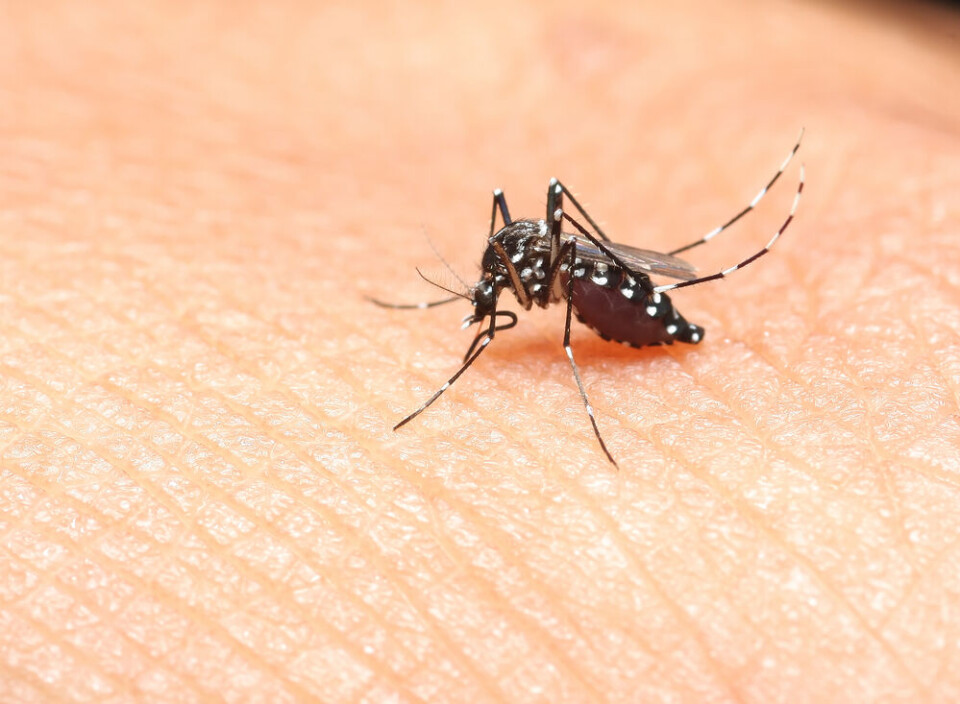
xmin=549 ymin=178 xmax=613 ymax=243
xmin=546 ymin=179 xmax=563 ymax=269
xmin=489 ymin=188 xmax=512 ymax=238
xmin=460 ymin=310 xmax=517 ymax=362
xmin=556 ymin=235 xmax=618 ymax=468
xmin=668 ymin=129 xmax=804 ymax=256
xmin=654 ymin=165 xmax=804 ymax=294
xmin=559 ymin=211 xmax=656 ymax=295
xmin=394 ymin=309 xmax=503 ymax=431
xmin=546 ymin=177 xmax=614 ymax=279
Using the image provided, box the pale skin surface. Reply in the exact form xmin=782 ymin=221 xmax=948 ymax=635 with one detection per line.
xmin=2 ymin=0 xmax=959 ymax=701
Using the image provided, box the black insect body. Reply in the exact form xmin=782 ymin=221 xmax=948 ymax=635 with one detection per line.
xmin=566 ymin=258 xmax=703 ymax=348
xmin=477 ymin=218 xmax=703 ymax=348
xmin=372 ymin=135 xmax=804 ymax=466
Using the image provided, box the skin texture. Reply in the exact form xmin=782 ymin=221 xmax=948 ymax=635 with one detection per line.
xmin=2 ymin=0 xmax=959 ymax=701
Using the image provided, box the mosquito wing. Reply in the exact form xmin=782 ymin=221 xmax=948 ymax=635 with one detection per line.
xmin=563 ymin=234 xmax=699 ymax=281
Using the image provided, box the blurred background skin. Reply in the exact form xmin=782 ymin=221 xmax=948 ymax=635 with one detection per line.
xmin=1 ymin=0 xmax=959 ymax=701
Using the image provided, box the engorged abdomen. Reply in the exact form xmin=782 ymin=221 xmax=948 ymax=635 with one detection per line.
xmin=569 ymin=276 xmax=704 ymax=348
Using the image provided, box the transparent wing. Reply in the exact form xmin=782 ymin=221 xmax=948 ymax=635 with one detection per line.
xmin=562 ymin=233 xmax=699 ymax=281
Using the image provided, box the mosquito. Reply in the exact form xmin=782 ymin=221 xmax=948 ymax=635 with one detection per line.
xmin=371 ymin=132 xmax=805 ymax=467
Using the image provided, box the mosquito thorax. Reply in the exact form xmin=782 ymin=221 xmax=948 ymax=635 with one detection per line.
xmin=483 ymin=219 xmax=556 ymax=309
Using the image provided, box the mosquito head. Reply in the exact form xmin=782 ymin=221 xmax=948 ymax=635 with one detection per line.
xmin=468 ymin=277 xmax=499 ymax=322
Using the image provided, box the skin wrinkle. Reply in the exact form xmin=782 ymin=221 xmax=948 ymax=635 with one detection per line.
xmin=334 ymin=348 xmax=660 ymax=696
xmin=347 ymin=311 xmax=745 ymax=694
xmin=83 ymin=412 xmax=433 ymax=695
xmin=422 ymin=513 xmax=605 ymax=700
xmin=84 ymin=363 xmax=512 ymax=696
xmin=727 ymin=337 xmax=928 ymax=567
xmin=551 ymin=368 xmax=787 ymax=681
xmin=1 ymin=489 xmax=185 ymax=681
xmin=653 ymin=353 xmax=928 ymax=692
xmin=0 ymin=507 xmax=200 ymax=698
xmin=0 ymin=288 xmax=944 ymax=700
xmin=897 ymin=271 xmax=960 ymax=416
xmin=736 ymin=320 xmax=960 ymax=495
xmin=536 ymin=400 xmax=745 ymax=688
xmin=687 ymin=456 xmax=927 ymax=696
xmin=423 ymin=494 xmax=667 ymax=671
xmin=575 ymin=495 xmax=746 ymax=703
xmin=1 ymin=412 xmax=316 ymax=698
xmin=880 ymin=533 xmax=960 ymax=637
xmin=200 ymin=292 xmax=656 ymax=698
xmin=0 ymin=360 xmax=419 ymax=698
xmin=159 ymin=297 xmax=626 ymax=698
xmin=372 ymin=315 xmax=739 ymax=696
xmin=3 ymin=551 xmax=149 ymax=700
xmin=827 ymin=339 xmax=958 ymax=494
xmin=19 ymin=530 xmax=316 ymax=703
xmin=198 ymin=257 xmax=950 ymax=697
xmin=783 ymin=363 xmax=931 ymax=577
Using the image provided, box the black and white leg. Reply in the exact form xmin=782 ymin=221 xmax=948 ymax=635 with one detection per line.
xmin=490 ymin=238 xmax=531 ymax=310
xmin=556 ymin=236 xmax=618 ymax=468
xmin=559 ymin=211 xmax=656 ymax=295
xmin=550 ymin=179 xmax=613 ymax=242
xmin=461 ymin=310 xmax=517 ymax=362
xmin=489 ymin=188 xmax=512 ymax=239
xmin=654 ymin=165 xmax=804 ymax=294
xmin=668 ymin=129 xmax=804 ymax=256
xmin=547 ymin=180 xmax=662 ymax=295
xmin=545 ymin=179 xmax=619 ymax=291
xmin=394 ymin=309 xmax=502 ymax=431
xmin=546 ymin=179 xmax=564 ymax=267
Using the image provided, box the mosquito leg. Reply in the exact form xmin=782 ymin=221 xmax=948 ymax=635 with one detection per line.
xmin=546 ymin=179 xmax=564 ymax=268
xmin=655 ymin=165 xmax=804 ymax=294
xmin=551 ymin=179 xmax=613 ymax=242
xmin=461 ymin=311 xmax=517 ymax=362
xmin=668 ymin=129 xmax=803 ymax=256
xmin=490 ymin=239 xmax=531 ymax=309
xmin=489 ymin=188 xmax=513 ymax=239
xmin=394 ymin=309 xmax=500 ymax=431
xmin=554 ymin=236 xmax=619 ymax=468
xmin=560 ymin=212 xmax=656 ymax=295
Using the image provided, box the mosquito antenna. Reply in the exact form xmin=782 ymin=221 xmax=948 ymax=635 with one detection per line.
xmin=366 ymin=244 xmax=472 ymax=310
xmin=416 ymin=267 xmax=472 ymax=301
xmin=422 ymin=226 xmax=469 ymax=291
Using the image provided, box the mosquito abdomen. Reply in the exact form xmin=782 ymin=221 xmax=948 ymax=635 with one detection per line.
xmin=569 ymin=269 xmax=704 ymax=347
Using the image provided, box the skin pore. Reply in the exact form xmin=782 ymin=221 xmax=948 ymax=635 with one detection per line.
xmin=2 ymin=1 xmax=959 ymax=701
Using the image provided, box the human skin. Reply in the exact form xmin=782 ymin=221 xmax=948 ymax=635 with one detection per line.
xmin=2 ymin=0 xmax=959 ymax=702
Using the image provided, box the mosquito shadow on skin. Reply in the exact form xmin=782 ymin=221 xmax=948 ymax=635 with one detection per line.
xmin=479 ymin=326 xmax=704 ymax=369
